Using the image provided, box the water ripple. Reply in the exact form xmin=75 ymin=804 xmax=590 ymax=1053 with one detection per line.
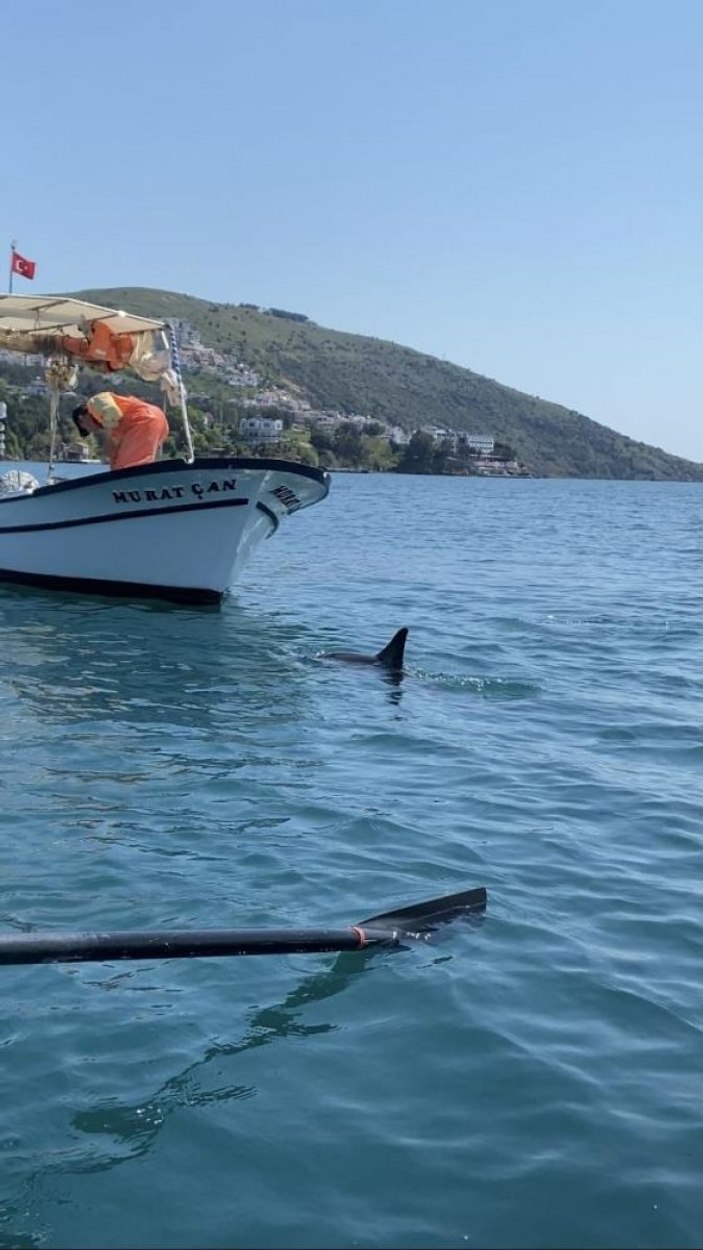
xmin=0 ymin=475 xmax=702 ymax=1247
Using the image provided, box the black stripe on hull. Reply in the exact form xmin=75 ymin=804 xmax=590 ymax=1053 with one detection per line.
xmin=0 ymin=568 xmax=223 ymax=607
xmin=256 ymin=501 xmax=279 ymax=532
xmin=0 ymin=496 xmax=250 ymax=536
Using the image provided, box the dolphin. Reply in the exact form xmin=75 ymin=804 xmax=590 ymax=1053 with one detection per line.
xmin=319 ymin=627 xmax=409 ymax=672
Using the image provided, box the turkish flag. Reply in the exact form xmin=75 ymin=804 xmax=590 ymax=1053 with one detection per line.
xmin=11 ymin=251 xmax=36 ymax=280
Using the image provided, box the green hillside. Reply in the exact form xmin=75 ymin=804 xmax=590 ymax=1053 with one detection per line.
xmin=75 ymin=287 xmax=703 ymax=480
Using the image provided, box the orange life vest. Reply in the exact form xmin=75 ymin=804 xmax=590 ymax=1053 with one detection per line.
xmin=61 ymin=321 xmax=135 ymax=372
xmin=87 ymin=393 xmax=164 ymax=433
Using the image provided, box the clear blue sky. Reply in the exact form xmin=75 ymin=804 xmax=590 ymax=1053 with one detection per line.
xmin=3 ymin=1 xmax=702 ymax=458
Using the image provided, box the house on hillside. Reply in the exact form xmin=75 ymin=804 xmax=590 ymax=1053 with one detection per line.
xmin=307 ymin=412 xmax=340 ymax=430
xmin=225 ymin=367 xmax=261 ymax=388
xmin=388 ymin=425 xmax=411 ymax=446
xmin=459 ymin=433 xmax=495 ymax=455
xmin=242 ymin=388 xmax=294 ymax=409
xmin=239 ymin=416 xmax=283 ymax=446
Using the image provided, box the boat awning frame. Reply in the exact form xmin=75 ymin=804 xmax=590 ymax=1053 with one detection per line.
xmin=0 ymin=294 xmax=167 ymax=342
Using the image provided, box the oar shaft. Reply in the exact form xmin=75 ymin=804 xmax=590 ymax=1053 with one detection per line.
xmin=0 ymin=926 xmax=400 ymax=966
xmin=0 ymin=885 xmax=487 ymax=966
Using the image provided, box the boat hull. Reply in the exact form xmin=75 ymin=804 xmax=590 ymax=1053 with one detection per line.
xmin=0 ymin=456 xmax=329 ymax=605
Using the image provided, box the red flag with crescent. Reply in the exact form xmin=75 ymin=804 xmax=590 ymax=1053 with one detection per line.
xmin=11 ymin=251 xmax=36 ymax=280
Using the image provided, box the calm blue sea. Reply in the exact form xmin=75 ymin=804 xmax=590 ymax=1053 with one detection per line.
xmin=0 ymin=467 xmax=702 ymax=1250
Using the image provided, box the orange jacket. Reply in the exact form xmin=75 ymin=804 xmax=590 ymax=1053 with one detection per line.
xmin=62 ymin=322 xmax=135 ymax=372
xmin=87 ymin=393 xmax=169 ymax=470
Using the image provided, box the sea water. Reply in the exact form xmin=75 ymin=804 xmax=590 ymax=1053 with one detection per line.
xmin=0 ymin=470 xmax=702 ymax=1249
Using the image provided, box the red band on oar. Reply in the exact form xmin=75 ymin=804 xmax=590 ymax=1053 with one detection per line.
xmin=350 ymin=925 xmax=368 ymax=948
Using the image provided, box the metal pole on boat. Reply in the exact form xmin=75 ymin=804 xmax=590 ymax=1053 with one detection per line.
xmin=167 ymin=321 xmax=195 ymax=464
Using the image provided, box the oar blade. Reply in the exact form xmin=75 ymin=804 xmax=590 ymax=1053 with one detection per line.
xmin=358 ymin=885 xmax=487 ymax=936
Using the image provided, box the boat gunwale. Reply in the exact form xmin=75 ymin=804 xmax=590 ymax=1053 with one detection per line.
xmin=0 ymin=456 xmax=329 ymax=505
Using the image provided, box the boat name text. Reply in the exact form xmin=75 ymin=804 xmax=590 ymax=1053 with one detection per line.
xmin=270 ymin=485 xmax=301 ymax=512
xmin=112 ymin=479 xmax=237 ymax=505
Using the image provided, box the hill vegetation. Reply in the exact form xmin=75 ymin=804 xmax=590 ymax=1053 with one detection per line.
xmin=3 ymin=286 xmax=702 ymax=480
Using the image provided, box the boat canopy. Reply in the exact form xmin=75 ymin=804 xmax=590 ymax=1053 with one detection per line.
xmin=0 ymin=294 xmax=172 ymax=384
xmin=0 ymin=293 xmax=194 ymax=468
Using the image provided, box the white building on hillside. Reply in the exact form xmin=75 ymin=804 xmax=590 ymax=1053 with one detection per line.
xmin=388 ymin=426 xmax=411 ymax=445
xmin=226 ymin=367 xmax=261 ymax=388
xmin=239 ymin=416 xmax=283 ymax=445
xmin=307 ymin=412 xmax=340 ymax=429
xmin=461 ymin=433 xmax=495 ymax=454
xmin=244 ymin=388 xmax=294 ymax=408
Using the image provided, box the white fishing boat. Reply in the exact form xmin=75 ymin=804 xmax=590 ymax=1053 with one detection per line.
xmin=0 ymin=294 xmax=329 ymax=604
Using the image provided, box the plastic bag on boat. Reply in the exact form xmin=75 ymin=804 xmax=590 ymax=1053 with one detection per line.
xmin=129 ymin=328 xmax=172 ymax=383
xmin=0 ymin=470 xmax=39 ymax=496
xmin=159 ymin=367 xmax=183 ymax=407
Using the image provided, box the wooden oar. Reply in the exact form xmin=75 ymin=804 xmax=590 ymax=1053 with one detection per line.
xmin=0 ymin=886 xmax=486 ymax=965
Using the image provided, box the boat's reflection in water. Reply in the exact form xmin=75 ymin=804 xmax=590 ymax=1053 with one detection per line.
xmin=0 ymin=588 xmax=322 ymax=732
xmin=2 ymin=584 xmax=407 ymax=726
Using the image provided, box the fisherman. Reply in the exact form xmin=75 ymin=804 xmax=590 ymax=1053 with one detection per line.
xmin=72 ymin=392 xmax=169 ymax=471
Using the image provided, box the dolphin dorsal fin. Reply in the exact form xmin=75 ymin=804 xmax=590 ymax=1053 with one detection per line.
xmin=376 ymin=627 xmax=408 ymax=669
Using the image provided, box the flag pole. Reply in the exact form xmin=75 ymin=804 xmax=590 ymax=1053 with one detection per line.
xmin=8 ymin=240 xmax=16 ymax=294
